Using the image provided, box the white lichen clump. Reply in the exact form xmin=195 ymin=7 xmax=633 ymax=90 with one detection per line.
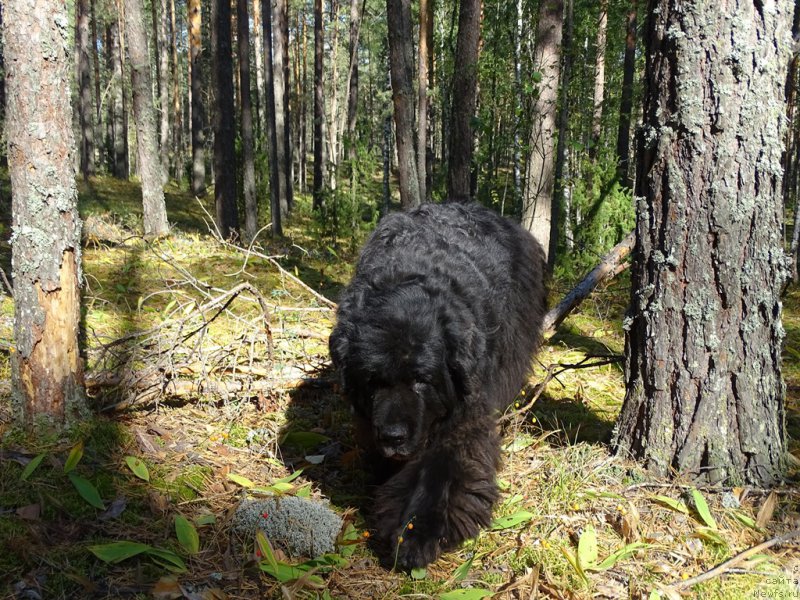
xmin=232 ymin=496 xmax=343 ymax=558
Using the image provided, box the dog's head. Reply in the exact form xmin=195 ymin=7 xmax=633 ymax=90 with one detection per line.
xmin=330 ymin=286 xmax=475 ymax=460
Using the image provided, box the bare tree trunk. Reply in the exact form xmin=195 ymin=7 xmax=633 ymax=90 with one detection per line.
xmin=344 ymin=0 xmax=364 ymax=165
xmin=276 ymin=0 xmax=293 ymax=212
xmin=613 ymin=0 xmax=791 ymax=486
xmin=312 ymin=0 xmax=327 ymax=210
xmin=295 ymin=10 xmax=307 ymax=193
xmin=252 ymin=0 xmax=266 ymax=137
xmin=211 ymin=0 xmax=239 ymax=238
xmin=238 ymin=0 xmax=258 ymax=241
xmin=327 ymin=0 xmax=342 ymax=190
xmin=615 ymin=0 xmax=637 ymax=188
xmin=4 ymin=0 xmax=88 ymax=426
xmin=189 ymin=0 xmax=206 ymax=196
xmin=553 ymin=0 xmax=574 ymax=253
xmin=416 ymin=0 xmax=432 ymax=202
xmin=169 ymin=0 xmax=182 ymax=181
xmin=386 ymin=0 xmax=421 ymax=209
xmin=447 ymin=0 xmax=481 ymax=201
xmin=157 ymin=0 xmax=171 ymax=183
xmin=90 ymin=0 xmax=101 ymax=168
xmin=76 ymin=0 xmax=95 ymax=179
xmin=263 ymin=0 xmax=284 ymax=234
xmin=522 ymin=0 xmax=562 ymax=267
xmin=588 ymin=0 xmax=607 ymax=161
xmin=125 ymin=0 xmax=170 ymax=237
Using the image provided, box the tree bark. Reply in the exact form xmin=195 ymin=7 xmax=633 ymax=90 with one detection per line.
xmin=125 ymin=0 xmax=170 ymax=237
xmin=263 ymin=0 xmax=284 ymax=234
xmin=76 ymin=0 xmax=96 ymax=179
xmin=157 ymin=0 xmax=170 ymax=182
xmin=211 ymin=0 xmax=239 ymax=239
xmin=615 ymin=0 xmax=637 ymax=188
xmin=588 ymin=0 xmax=607 ymax=161
xmin=252 ymin=0 xmax=266 ymax=138
xmin=169 ymin=0 xmax=182 ymax=181
xmin=553 ymin=0 xmax=574 ymax=252
xmin=417 ymin=0 xmax=432 ymax=202
xmin=522 ymin=0 xmax=562 ymax=267
xmin=447 ymin=0 xmax=481 ymax=201
xmin=188 ymin=0 xmax=207 ymax=196
xmin=346 ymin=0 xmax=364 ymax=164
xmin=4 ymin=0 xmax=88 ymax=426
xmin=273 ymin=0 xmax=292 ymax=214
xmin=238 ymin=0 xmax=258 ymax=242
xmin=386 ymin=0 xmax=421 ymax=209
xmin=312 ymin=0 xmax=327 ymax=210
xmin=613 ymin=0 xmax=792 ymax=486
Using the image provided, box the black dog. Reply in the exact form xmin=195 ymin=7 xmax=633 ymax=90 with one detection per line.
xmin=329 ymin=201 xmax=546 ymax=569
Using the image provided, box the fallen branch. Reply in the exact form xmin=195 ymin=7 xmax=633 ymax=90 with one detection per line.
xmin=669 ymin=527 xmax=800 ymax=591
xmin=543 ymin=230 xmax=635 ymax=337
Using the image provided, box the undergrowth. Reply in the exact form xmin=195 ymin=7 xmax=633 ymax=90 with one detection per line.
xmin=0 ymin=174 xmax=798 ymax=599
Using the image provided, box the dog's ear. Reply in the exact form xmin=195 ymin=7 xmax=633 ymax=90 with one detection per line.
xmin=443 ymin=322 xmax=484 ymax=401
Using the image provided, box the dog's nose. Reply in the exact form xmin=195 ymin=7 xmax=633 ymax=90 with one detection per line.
xmin=378 ymin=424 xmax=409 ymax=445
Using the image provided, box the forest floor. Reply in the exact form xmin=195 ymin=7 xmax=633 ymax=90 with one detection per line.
xmin=1 ymin=175 xmax=800 ymax=599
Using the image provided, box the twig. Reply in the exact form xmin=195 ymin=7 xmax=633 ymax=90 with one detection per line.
xmin=0 ymin=267 xmax=12 ymax=296
xmin=669 ymin=528 xmax=800 ymax=591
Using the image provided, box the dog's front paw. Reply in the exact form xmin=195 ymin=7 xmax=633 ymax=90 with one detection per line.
xmin=393 ymin=526 xmax=445 ymax=570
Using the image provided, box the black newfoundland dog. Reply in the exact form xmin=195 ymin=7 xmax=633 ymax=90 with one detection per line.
xmin=329 ymin=201 xmax=546 ymax=569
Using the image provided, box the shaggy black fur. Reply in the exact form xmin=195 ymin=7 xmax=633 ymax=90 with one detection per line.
xmin=329 ymin=201 xmax=547 ymax=569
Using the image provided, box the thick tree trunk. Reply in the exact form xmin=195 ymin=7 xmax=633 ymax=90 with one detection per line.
xmin=4 ymin=0 xmax=88 ymax=426
xmin=188 ymin=0 xmax=206 ymax=196
xmin=613 ymin=0 xmax=792 ymax=486
xmin=211 ymin=0 xmax=239 ymax=239
xmin=312 ymin=0 xmax=327 ymax=210
xmin=386 ymin=0 xmax=421 ymax=209
xmin=125 ymin=0 xmax=170 ymax=237
xmin=447 ymin=0 xmax=481 ymax=201
xmin=238 ymin=0 xmax=258 ymax=241
xmin=615 ymin=0 xmax=637 ymax=188
xmin=522 ymin=0 xmax=562 ymax=266
xmin=263 ymin=0 xmax=284 ymax=234
xmin=76 ymin=0 xmax=96 ymax=179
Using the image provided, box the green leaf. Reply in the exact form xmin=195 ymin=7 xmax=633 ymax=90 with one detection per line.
xmin=195 ymin=514 xmax=217 ymax=527
xmin=64 ymin=441 xmax=84 ymax=474
xmin=175 ymin=515 xmax=200 ymax=554
xmin=274 ymin=469 xmax=305 ymax=484
xmin=594 ymin=542 xmax=650 ymax=571
xmin=21 ymin=453 xmax=46 ymax=481
xmin=693 ymin=527 xmax=726 ymax=546
xmin=296 ymin=484 xmax=312 ymax=498
xmin=691 ymin=488 xmax=718 ymax=529
xmin=410 ymin=567 xmax=427 ymax=580
xmin=259 ymin=561 xmax=323 ymax=585
xmin=651 ymin=495 xmax=689 ymax=514
xmin=729 ymin=510 xmax=759 ymax=530
xmin=559 ymin=545 xmax=589 ymax=586
xmin=68 ymin=472 xmax=105 ymax=509
xmin=452 ymin=553 xmax=476 ymax=583
xmin=337 ymin=523 xmax=359 ymax=558
xmin=146 ymin=547 xmax=188 ymax=573
xmin=490 ymin=510 xmax=535 ymax=530
xmin=256 ymin=530 xmax=279 ymax=572
xmin=89 ymin=541 xmax=151 ymax=563
xmin=227 ymin=473 xmax=255 ymax=488
xmin=124 ymin=456 xmax=150 ymax=481
xmin=438 ymin=590 xmax=493 ymax=600
xmin=577 ymin=525 xmax=598 ymax=569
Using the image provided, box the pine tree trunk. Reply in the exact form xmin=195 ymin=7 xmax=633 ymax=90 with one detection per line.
xmin=386 ymin=0 xmax=421 ymax=209
xmin=522 ymin=0 xmax=562 ymax=266
xmin=125 ymin=0 xmax=170 ymax=237
xmin=76 ymin=0 xmax=96 ymax=179
xmin=263 ymin=0 xmax=284 ymax=234
xmin=157 ymin=0 xmax=170 ymax=182
xmin=447 ymin=0 xmax=480 ymax=201
xmin=4 ymin=0 xmax=88 ymax=426
xmin=90 ymin=0 xmax=101 ymax=166
xmin=312 ymin=0 xmax=327 ymax=210
xmin=553 ymin=0 xmax=573 ymax=252
xmin=169 ymin=0 xmax=182 ymax=181
xmin=299 ymin=9 xmax=308 ymax=194
xmin=238 ymin=0 xmax=258 ymax=242
xmin=189 ymin=0 xmax=207 ymax=196
xmin=327 ymin=0 xmax=341 ymax=190
xmin=416 ymin=0 xmax=431 ymax=202
xmin=613 ymin=0 xmax=792 ymax=486
xmin=107 ymin=15 xmax=129 ymax=179
xmin=273 ymin=0 xmax=291 ymax=214
xmin=588 ymin=0 xmax=607 ymax=161
xmin=615 ymin=0 xmax=637 ymax=188
xmin=252 ymin=0 xmax=266 ymax=137
xmin=279 ymin=0 xmax=293 ymax=211
xmin=211 ymin=0 xmax=239 ymax=238
xmin=346 ymin=0 xmax=363 ymax=164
